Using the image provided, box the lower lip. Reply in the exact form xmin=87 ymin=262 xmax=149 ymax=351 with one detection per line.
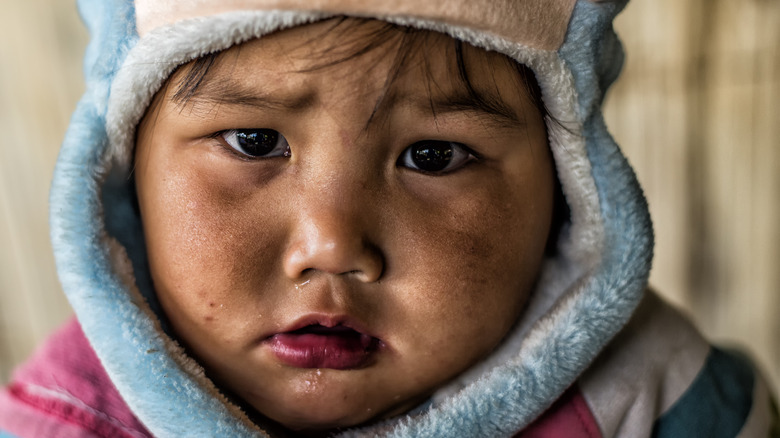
xmin=267 ymin=332 xmax=379 ymax=369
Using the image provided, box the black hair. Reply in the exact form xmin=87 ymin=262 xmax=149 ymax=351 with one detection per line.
xmin=168 ymin=17 xmax=569 ymax=254
xmin=173 ymin=18 xmax=548 ymax=123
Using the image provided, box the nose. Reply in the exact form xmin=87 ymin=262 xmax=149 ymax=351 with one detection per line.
xmin=282 ymin=179 xmax=385 ymax=283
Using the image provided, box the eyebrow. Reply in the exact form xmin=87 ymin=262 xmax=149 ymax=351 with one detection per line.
xmin=177 ymin=77 xmax=525 ymax=129
xmin=175 ymin=78 xmax=316 ymax=112
xmin=362 ymin=74 xmax=527 ymax=129
xmin=422 ymin=93 xmax=525 ymax=128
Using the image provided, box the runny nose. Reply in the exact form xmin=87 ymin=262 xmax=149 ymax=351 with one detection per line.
xmin=282 ymin=201 xmax=384 ymax=283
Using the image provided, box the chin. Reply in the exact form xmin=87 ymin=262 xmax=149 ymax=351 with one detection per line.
xmin=246 ymin=392 xmax=375 ymax=433
xmin=256 ymin=390 xmax=421 ymax=435
xmin=272 ymin=409 xmax=372 ymax=435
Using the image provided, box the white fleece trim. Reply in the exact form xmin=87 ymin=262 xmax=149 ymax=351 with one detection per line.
xmin=134 ymin=0 xmax=577 ymax=51
xmin=104 ymin=9 xmax=606 ymax=435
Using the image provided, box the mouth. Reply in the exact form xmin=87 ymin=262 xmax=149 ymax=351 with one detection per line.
xmin=266 ymin=323 xmax=381 ymax=370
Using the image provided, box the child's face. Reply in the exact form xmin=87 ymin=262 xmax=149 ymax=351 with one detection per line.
xmin=135 ymin=19 xmax=554 ymax=433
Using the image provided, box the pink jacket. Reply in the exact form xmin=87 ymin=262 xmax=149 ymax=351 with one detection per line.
xmin=0 ymin=320 xmax=600 ymax=438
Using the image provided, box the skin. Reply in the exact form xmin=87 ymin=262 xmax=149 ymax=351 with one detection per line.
xmin=135 ymin=19 xmax=554 ymax=434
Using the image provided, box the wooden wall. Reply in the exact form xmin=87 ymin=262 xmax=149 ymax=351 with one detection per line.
xmin=1 ymin=0 xmax=778 ymax=392
xmin=606 ymin=0 xmax=780 ymax=391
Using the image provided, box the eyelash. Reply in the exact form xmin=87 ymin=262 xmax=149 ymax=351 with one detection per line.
xmin=215 ymin=129 xmax=291 ymax=160
xmin=397 ymin=140 xmax=478 ymax=175
xmin=211 ymin=129 xmax=479 ymax=174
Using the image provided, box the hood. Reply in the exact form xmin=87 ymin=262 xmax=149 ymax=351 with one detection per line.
xmin=51 ymin=0 xmax=652 ymax=436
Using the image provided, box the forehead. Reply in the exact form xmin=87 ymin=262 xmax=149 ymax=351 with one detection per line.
xmin=135 ymin=0 xmax=577 ymax=51
xmin=170 ymin=20 xmax=535 ymax=128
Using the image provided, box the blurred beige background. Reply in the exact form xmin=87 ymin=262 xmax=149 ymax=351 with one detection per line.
xmin=1 ymin=0 xmax=86 ymax=380
xmin=1 ymin=0 xmax=778 ymax=395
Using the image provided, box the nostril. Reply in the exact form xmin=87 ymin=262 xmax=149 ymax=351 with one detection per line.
xmin=282 ymin=221 xmax=385 ymax=282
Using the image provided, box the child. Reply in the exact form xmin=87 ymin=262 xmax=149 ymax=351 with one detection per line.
xmin=0 ymin=0 xmax=776 ymax=437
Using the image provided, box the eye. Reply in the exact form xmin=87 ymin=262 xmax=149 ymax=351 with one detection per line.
xmin=221 ymin=129 xmax=290 ymax=158
xmin=397 ymin=140 xmax=475 ymax=174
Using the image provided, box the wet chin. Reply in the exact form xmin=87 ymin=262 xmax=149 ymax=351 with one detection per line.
xmin=248 ymin=387 xmax=424 ymax=434
xmin=261 ymin=401 xmax=380 ymax=433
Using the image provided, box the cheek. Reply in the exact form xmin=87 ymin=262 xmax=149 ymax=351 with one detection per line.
xmin=385 ymin=178 xmax=552 ymax=362
xmin=137 ymin=158 xmax=283 ymax=332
